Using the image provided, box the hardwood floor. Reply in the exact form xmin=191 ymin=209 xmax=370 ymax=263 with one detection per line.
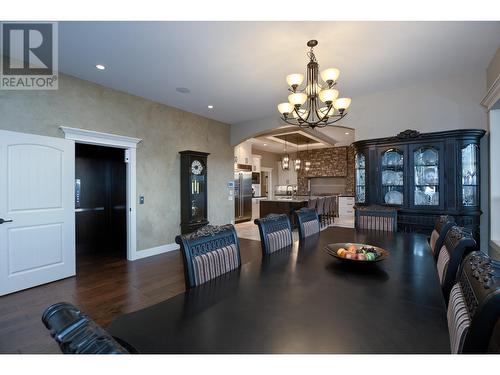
xmin=0 ymin=238 xmax=262 ymax=354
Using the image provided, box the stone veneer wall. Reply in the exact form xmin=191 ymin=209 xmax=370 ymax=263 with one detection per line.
xmin=296 ymin=146 xmax=355 ymax=196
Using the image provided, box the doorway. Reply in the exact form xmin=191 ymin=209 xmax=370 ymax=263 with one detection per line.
xmin=75 ymin=144 xmax=127 ymax=261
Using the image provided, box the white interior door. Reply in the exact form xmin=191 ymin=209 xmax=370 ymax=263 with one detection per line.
xmin=0 ymin=129 xmax=75 ymax=296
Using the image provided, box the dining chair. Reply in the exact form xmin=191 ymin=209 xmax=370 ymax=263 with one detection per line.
xmin=295 ymin=207 xmax=320 ymax=239
xmin=175 ymin=224 xmax=241 ymax=289
xmin=327 ymin=196 xmax=336 ymax=225
xmin=437 ymin=226 xmax=476 ymax=303
xmin=307 ymin=198 xmax=317 ymax=210
xmin=316 ymin=197 xmax=325 ymax=227
xmin=254 ymin=213 xmax=293 ymax=255
xmin=42 ymin=302 xmax=131 ymax=354
xmin=446 ymin=251 xmax=500 ymax=353
xmin=355 ymin=206 xmax=397 ymax=232
xmin=430 ymin=215 xmax=456 ymax=260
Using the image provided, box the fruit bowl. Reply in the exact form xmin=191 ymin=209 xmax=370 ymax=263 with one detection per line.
xmin=324 ymin=243 xmax=389 ymax=263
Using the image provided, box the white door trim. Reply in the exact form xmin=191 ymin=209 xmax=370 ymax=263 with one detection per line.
xmin=60 ymin=126 xmax=142 ymax=261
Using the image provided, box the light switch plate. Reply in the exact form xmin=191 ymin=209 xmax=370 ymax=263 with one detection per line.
xmin=139 ymin=195 xmax=145 ymax=204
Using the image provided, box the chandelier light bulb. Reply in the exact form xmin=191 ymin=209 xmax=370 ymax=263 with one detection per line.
xmin=320 ymin=68 xmax=340 ymax=83
xmin=277 ymin=102 xmax=294 ymax=115
xmin=286 ymin=73 xmax=304 ymax=88
xmin=288 ymin=92 xmax=308 ymax=107
xmin=318 ymin=89 xmax=339 ymax=104
xmin=333 ymin=97 xmax=352 ymax=110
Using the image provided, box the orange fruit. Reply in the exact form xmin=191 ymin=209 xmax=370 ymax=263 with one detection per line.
xmin=347 ymin=245 xmax=357 ymax=253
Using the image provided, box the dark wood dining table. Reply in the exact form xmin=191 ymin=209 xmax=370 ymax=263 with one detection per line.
xmin=107 ymin=227 xmax=451 ymax=353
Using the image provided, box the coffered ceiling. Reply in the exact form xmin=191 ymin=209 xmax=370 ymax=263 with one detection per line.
xmin=57 ymin=21 xmax=500 ymax=125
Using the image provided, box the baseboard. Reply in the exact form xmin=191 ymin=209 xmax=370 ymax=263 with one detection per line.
xmin=131 ymin=242 xmax=180 ymax=261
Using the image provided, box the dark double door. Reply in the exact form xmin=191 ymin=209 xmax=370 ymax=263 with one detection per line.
xmin=75 ymin=144 xmax=126 ymax=257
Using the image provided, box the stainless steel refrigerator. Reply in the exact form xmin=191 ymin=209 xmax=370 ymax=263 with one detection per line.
xmin=234 ymin=168 xmax=252 ymax=223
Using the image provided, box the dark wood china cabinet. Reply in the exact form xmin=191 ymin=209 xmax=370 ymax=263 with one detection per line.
xmin=352 ymin=129 xmax=485 ymax=239
xmin=179 ymin=150 xmax=209 ymax=234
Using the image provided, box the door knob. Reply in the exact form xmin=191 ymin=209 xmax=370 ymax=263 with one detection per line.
xmin=0 ymin=218 xmax=13 ymax=224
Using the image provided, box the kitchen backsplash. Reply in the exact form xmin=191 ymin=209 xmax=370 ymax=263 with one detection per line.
xmin=296 ymin=146 xmax=355 ymax=196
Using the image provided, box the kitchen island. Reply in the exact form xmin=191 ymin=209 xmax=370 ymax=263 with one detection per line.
xmin=259 ymin=198 xmax=308 ymax=227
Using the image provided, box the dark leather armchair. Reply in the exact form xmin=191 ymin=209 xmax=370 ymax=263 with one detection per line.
xmin=42 ymin=302 xmax=130 ymax=354
xmin=447 ymin=251 xmax=500 ymax=353
xmin=294 ymin=207 xmax=320 ymax=239
xmin=437 ymin=226 xmax=476 ymax=302
xmin=254 ymin=214 xmax=293 ymax=256
xmin=175 ymin=224 xmax=241 ymax=289
xmin=430 ymin=215 xmax=455 ymax=260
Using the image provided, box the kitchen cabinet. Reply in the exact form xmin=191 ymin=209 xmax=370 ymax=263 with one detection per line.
xmin=252 ymin=155 xmax=262 ymax=172
xmin=353 ymin=129 xmax=485 ymax=238
xmin=259 ymin=199 xmax=307 ymax=228
xmin=251 ymin=198 xmax=264 ymax=221
xmin=338 ymin=196 xmax=355 ymax=217
xmin=234 ymin=141 xmax=252 ymax=165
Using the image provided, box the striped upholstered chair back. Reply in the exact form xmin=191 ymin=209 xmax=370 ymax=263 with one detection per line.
xmin=307 ymin=198 xmax=317 ymax=210
xmin=295 ymin=207 xmax=320 ymax=239
xmin=355 ymin=207 xmax=397 ymax=232
xmin=316 ymin=197 xmax=325 ymax=216
xmin=175 ymin=224 xmax=241 ymax=289
xmin=254 ymin=214 xmax=293 ymax=256
xmin=430 ymin=215 xmax=455 ymax=260
xmin=436 ymin=226 xmax=476 ymax=303
xmin=446 ymin=251 xmax=500 ymax=353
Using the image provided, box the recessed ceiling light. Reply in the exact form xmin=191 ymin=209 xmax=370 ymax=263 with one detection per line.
xmin=176 ymin=87 xmax=191 ymax=94
xmin=208 ymin=105 xmax=214 ymax=109
xmin=95 ymin=64 xmax=106 ymax=70
xmin=263 ymin=143 xmax=267 ymax=146
xmin=345 ymin=132 xmax=350 ymax=135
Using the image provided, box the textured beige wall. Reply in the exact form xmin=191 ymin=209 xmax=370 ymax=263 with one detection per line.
xmin=487 ymin=47 xmax=500 ymax=90
xmin=0 ymin=74 xmax=234 ymax=251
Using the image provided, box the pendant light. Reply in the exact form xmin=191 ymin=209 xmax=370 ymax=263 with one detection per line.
xmin=282 ymin=140 xmax=290 ymax=171
xmin=305 ymin=140 xmax=311 ymax=172
xmin=294 ymin=135 xmax=301 ymax=172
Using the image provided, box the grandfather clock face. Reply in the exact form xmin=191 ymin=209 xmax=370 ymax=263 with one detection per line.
xmin=191 ymin=159 xmax=204 ymax=175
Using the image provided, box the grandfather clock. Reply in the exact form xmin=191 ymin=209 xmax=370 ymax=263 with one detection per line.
xmin=179 ymin=150 xmax=210 ymax=234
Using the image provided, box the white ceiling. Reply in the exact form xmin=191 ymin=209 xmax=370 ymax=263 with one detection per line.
xmin=58 ymin=21 xmax=500 ymax=125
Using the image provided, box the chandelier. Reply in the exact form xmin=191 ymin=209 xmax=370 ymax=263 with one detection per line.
xmin=277 ymin=40 xmax=351 ymax=129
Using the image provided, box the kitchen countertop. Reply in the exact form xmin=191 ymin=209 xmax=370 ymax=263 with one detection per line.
xmin=261 ymin=198 xmax=309 ymax=203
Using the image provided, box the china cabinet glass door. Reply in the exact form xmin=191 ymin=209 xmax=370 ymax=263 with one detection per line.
xmin=461 ymin=144 xmax=479 ymax=207
xmin=355 ymin=153 xmax=366 ymax=203
xmin=413 ymin=146 xmax=440 ymax=207
xmin=381 ymin=148 xmax=404 ymax=205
